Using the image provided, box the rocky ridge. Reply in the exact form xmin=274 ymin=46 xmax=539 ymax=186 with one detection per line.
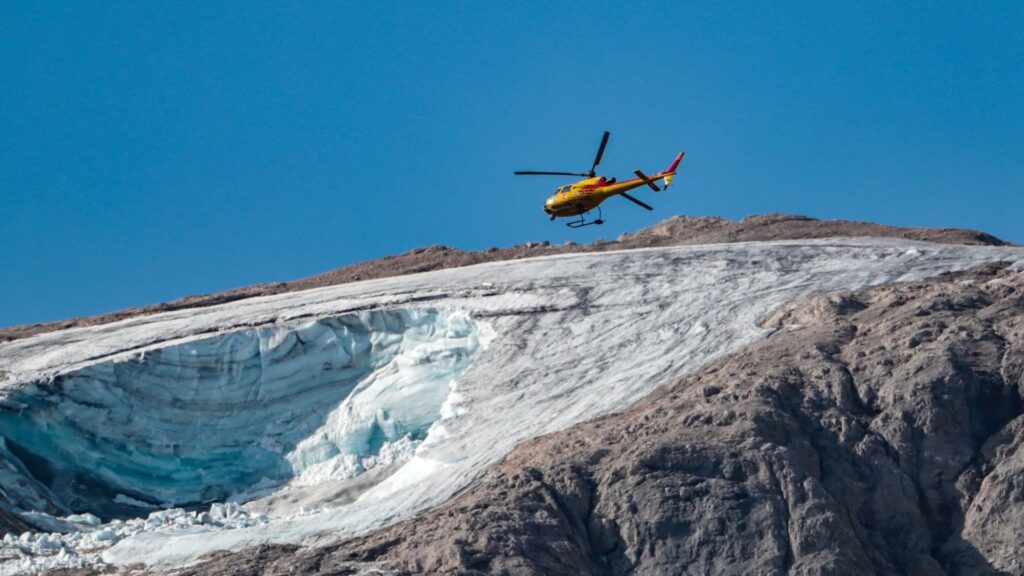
xmin=1 ymin=214 xmax=1009 ymax=343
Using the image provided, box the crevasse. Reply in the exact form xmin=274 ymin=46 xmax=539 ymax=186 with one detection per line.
xmin=0 ymin=308 xmax=483 ymax=520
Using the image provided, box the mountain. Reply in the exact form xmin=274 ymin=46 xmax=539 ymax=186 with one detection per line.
xmin=0 ymin=215 xmax=1020 ymax=575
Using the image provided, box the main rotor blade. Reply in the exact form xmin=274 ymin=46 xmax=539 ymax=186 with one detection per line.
xmin=619 ymin=191 xmax=654 ymax=211
xmin=589 ymin=131 xmax=610 ymax=175
xmin=514 ymin=171 xmax=588 ymax=176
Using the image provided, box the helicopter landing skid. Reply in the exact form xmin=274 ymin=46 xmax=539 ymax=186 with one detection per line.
xmin=565 ymin=206 xmax=604 ymax=228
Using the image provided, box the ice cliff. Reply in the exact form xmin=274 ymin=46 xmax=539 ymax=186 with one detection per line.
xmin=0 ymin=239 xmax=1022 ymax=573
xmin=0 ymin=310 xmax=484 ymax=520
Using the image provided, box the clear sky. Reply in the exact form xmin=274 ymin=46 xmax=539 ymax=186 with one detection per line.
xmin=2 ymin=2 xmax=1022 ymax=327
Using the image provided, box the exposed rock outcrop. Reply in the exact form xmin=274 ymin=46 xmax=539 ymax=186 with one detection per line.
xmin=176 ymin=262 xmax=1024 ymax=575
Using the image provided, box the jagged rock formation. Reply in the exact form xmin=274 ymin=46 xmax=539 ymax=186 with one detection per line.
xmin=176 ymin=262 xmax=1024 ymax=575
xmin=0 ymin=214 xmax=1009 ymax=343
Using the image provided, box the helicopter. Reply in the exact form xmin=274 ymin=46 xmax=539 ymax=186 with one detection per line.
xmin=515 ymin=131 xmax=685 ymax=228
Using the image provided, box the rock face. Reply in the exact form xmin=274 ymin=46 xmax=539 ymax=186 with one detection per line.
xmin=180 ymin=263 xmax=1024 ymax=575
xmin=0 ymin=214 xmax=1009 ymax=343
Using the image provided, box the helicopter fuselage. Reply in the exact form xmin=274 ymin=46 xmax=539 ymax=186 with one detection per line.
xmin=543 ymin=172 xmax=674 ymax=218
xmin=515 ymin=130 xmax=684 ymax=228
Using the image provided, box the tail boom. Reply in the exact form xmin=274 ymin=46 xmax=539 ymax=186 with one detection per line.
xmin=658 ymin=152 xmax=685 ymax=188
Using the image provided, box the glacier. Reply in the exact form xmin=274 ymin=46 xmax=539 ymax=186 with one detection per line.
xmin=0 ymin=309 xmax=485 ymax=519
xmin=0 ymin=239 xmax=1023 ymax=573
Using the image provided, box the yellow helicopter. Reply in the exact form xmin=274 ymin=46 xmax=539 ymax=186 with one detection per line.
xmin=516 ymin=131 xmax=684 ymax=228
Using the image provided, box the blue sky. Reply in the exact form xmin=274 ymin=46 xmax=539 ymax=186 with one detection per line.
xmin=2 ymin=2 xmax=1022 ymax=326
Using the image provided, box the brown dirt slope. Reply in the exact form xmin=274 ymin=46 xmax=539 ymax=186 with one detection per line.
xmin=173 ymin=262 xmax=1024 ymax=576
xmin=1 ymin=214 xmax=1009 ymax=343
